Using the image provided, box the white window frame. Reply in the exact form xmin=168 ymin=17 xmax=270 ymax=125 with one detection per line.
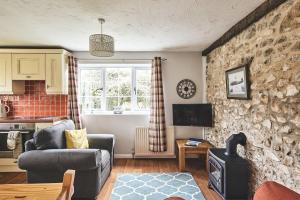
xmin=78 ymin=63 xmax=151 ymax=114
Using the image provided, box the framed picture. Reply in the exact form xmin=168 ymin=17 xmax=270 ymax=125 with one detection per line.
xmin=225 ymin=63 xmax=250 ymax=99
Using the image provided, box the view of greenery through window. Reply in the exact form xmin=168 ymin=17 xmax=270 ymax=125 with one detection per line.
xmin=136 ymin=69 xmax=151 ymax=110
xmin=79 ymin=65 xmax=151 ymax=113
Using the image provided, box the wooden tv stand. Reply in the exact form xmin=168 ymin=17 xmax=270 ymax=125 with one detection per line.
xmin=176 ymin=139 xmax=213 ymax=172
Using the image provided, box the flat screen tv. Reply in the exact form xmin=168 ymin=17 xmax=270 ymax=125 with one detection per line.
xmin=173 ymin=104 xmax=213 ymax=127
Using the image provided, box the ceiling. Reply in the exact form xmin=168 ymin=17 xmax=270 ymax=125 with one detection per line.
xmin=0 ymin=0 xmax=264 ymax=52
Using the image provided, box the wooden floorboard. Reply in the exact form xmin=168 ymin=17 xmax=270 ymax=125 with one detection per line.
xmin=0 ymin=172 xmax=26 ymax=184
xmin=0 ymin=159 xmax=221 ymax=200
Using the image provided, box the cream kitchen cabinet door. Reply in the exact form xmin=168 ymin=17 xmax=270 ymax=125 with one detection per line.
xmin=0 ymin=54 xmax=12 ymax=94
xmin=12 ymin=54 xmax=45 ymax=80
xmin=45 ymin=54 xmax=68 ymax=94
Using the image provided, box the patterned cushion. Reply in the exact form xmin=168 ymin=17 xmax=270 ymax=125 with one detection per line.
xmin=65 ymin=128 xmax=89 ymax=149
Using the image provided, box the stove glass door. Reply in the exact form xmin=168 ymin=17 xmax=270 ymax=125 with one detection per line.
xmin=209 ymin=157 xmax=224 ymax=193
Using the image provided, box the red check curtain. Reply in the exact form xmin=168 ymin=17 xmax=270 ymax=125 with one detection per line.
xmin=68 ymin=56 xmax=81 ymax=129
xmin=149 ymin=57 xmax=167 ymax=152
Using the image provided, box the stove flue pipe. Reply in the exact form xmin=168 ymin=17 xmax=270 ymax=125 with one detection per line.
xmin=225 ymin=132 xmax=247 ymax=157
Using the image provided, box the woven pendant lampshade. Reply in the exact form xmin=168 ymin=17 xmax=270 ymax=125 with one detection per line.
xmin=89 ymin=18 xmax=114 ymax=57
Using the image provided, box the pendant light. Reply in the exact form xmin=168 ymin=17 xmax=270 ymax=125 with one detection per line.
xmin=89 ymin=18 xmax=114 ymax=57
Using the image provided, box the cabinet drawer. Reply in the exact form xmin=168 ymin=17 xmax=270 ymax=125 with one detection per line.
xmin=12 ymin=54 xmax=45 ymax=80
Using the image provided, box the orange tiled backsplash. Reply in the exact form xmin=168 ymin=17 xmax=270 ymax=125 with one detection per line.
xmin=0 ymin=81 xmax=68 ymax=117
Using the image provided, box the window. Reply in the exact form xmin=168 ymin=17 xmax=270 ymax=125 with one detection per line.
xmin=79 ymin=64 xmax=151 ymax=114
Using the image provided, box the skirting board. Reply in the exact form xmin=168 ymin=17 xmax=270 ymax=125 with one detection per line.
xmin=115 ymin=154 xmax=176 ymax=159
xmin=135 ymin=154 xmax=176 ymax=159
xmin=115 ymin=154 xmax=133 ymax=159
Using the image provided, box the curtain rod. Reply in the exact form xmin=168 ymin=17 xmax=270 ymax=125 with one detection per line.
xmin=78 ymin=58 xmax=167 ymax=62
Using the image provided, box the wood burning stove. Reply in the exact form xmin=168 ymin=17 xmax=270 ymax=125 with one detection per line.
xmin=208 ymin=132 xmax=250 ymax=200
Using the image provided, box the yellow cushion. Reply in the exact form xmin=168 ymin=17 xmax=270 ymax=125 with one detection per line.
xmin=65 ymin=129 xmax=89 ymax=149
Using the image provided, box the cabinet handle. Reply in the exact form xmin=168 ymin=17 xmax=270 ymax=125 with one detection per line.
xmin=47 ymin=85 xmax=50 ymax=89
xmin=51 ymin=60 xmax=55 ymax=86
xmin=26 ymin=75 xmax=31 ymax=78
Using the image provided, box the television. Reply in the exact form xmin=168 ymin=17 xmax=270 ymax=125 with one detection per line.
xmin=172 ymin=104 xmax=213 ymax=127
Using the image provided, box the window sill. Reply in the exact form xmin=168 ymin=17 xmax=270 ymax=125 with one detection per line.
xmin=82 ymin=111 xmax=150 ymax=116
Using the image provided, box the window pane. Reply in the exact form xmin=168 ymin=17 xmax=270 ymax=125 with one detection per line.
xmin=137 ymin=81 xmax=150 ymax=96
xmin=90 ymin=97 xmax=102 ymax=109
xmin=136 ymin=69 xmax=151 ymax=82
xmin=79 ymin=65 xmax=151 ymax=113
xmin=106 ymin=82 xmax=118 ymax=96
xmin=136 ymin=70 xmax=151 ymax=94
xmin=136 ymin=69 xmax=151 ymax=110
xmin=119 ymin=82 xmax=131 ymax=96
xmin=119 ymin=97 xmax=131 ymax=111
xmin=106 ymin=97 xmax=118 ymax=111
xmin=80 ymin=97 xmax=102 ymax=113
xmin=79 ymin=69 xmax=103 ymax=113
xmin=106 ymin=68 xmax=118 ymax=81
xmin=118 ymin=69 xmax=131 ymax=81
xmin=105 ymin=68 xmax=132 ymax=111
xmin=80 ymin=70 xmax=103 ymax=97
xmin=106 ymin=68 xmax=131 ymax=82
xmin=137 ymin=97 xmax=150 ymax=110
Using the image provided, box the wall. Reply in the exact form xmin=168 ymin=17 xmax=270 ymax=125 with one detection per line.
xmin=0 ymin=81 xmax=67 ymax=117
xmin=73 ymin=51 xmax=205 ymax=155
xmin=206 ymin=0 xmax=300 ymax=193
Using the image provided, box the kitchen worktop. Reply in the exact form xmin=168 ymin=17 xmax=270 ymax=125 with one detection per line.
xmin=0 ymin=116 xmax=67 ymax=123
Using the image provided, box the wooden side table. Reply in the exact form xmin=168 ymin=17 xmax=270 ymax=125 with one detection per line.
xmin=176 ymin=139 xmax=213 ymax=172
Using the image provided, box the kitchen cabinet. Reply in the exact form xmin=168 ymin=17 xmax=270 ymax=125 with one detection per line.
xmin=12 ymin=54 xmax=45 ymax=80
xmin=0 ymin=54 xmax=24 ymax=94
xmin=45 ymin=54 xmax=68 ymax=95
xmin=0 ymin=49 xmax=70 ymax=95
xmin=0 ymin=54 xmax=12 ymax=94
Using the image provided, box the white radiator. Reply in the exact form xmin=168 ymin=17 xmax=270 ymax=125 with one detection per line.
xmin=134 ymin=126 xmax=175 ymax=158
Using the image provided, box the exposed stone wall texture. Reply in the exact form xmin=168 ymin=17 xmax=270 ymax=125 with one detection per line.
xmin=206 ymin=0 xmax=300 ymax=194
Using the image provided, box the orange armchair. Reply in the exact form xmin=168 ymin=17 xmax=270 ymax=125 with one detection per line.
xmin=253 ymin=181 xmax=300 ymax=200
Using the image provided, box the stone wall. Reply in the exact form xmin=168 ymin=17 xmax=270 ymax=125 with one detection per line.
xmin=206 ymin=0 xmax=300 ymax=194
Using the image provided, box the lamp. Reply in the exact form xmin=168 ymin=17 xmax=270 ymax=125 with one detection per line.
xmin=89 ymin=18 xmax=114 ymax=57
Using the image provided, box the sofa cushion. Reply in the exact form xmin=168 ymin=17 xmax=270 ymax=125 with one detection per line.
xmin=65 ymin=128 xmax=89 ymax=149
xmin=253 ymin=181 xmax=300 ymax=200
xmin=34 ymin=120 xmax=75 ymax=150
xmin=101 ymin=150 xmax=110 ymax=170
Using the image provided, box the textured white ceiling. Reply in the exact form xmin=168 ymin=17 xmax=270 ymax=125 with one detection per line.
xmin=0 ymin=0 xmax=264 ymax=52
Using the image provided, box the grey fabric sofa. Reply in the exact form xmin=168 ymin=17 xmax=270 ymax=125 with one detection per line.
xmin=18 ymin=120 xmax=115 ymax=200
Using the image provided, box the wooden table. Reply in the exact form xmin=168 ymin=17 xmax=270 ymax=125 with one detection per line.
xmin=0 ymin=183 xmax=63 ymax=200
xmin=176 ymin=139 xmax=213 ymax=172
xmin=0 ymin=170 xmax=74 ymax=200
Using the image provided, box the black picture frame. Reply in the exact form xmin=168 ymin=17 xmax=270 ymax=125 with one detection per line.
xmin=225 ymin=63 xmax=250 ymax=99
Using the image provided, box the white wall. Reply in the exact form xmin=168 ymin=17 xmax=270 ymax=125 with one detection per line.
xmin=73 ymin=51 xmax=204 ymax=155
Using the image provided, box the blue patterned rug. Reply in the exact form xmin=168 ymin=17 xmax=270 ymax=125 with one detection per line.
xmin=109 ymin=173 xmax=206 ymax=200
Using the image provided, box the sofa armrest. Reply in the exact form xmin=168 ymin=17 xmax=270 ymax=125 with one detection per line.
xmin=18 ymin=149 xmax=101 ymax=171
xmin=24 ymin=139 xmax=36 ymax=151
xmin=87 ymin=134 xmax=115 ymax=166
